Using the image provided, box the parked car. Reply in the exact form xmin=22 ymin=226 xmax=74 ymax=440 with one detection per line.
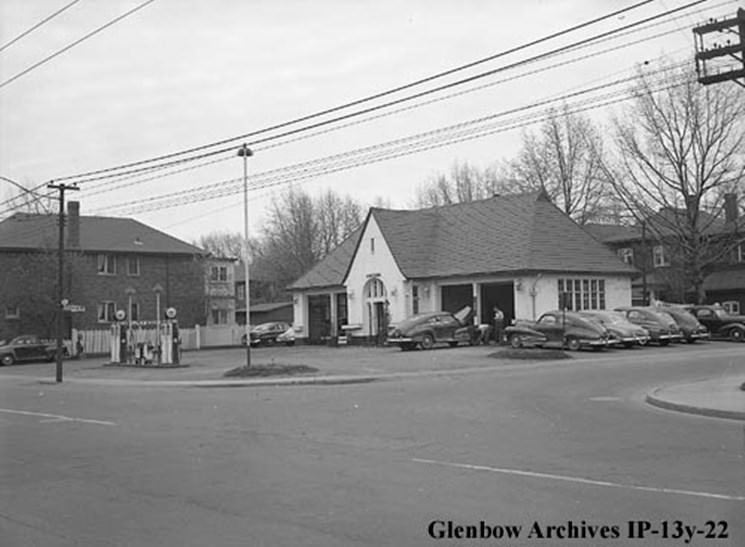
xmin=614 ymin=307 xmax=682 ymax=345
xmin=0 ymin=335 xmax=66 ymax=366
xmin=275 ymin=326 xmax=295 ymax=346
xmin=505 ymin=310 xmax=611 ymax=351
xmin=240 ymin=322 xmax=292 ymax=347
xmin=387 ymin=306 xmax=475 ymax=350
xmin=578 ymin=310 xmax=650 ymax=348
xmin=650 ymin=306 xmax=709 ymax=343
xmin=686 ymin=305 xmax=745 ymax=342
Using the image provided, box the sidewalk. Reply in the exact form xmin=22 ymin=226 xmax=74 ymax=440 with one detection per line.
xmin=646 ymin=375 xmax=745 ymax=421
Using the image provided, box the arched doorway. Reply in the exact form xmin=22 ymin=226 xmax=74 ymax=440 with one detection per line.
xmin=364 ymin=277 xmax=388 ymax=344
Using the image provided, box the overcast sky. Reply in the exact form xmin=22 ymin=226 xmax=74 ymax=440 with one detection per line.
xmin=1 ymin=0 xmax=741 ymax=243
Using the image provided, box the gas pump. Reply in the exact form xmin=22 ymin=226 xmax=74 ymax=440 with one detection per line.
xmin=110 ymin=310 xmax=128 ymax=364
xmin=160 ymin=307 xmax=180 ymax=365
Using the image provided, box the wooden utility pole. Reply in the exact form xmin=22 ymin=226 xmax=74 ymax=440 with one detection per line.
xmin=47 ymin=181 xmax=79 ymax=383
xmin=693 ymin=8 xmax=745 ymax=88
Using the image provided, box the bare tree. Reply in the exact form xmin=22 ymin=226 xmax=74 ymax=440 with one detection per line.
xmin=508 ymin=104 xmax=611 ymax=224
xmin=413 ymin=161 xmax=504 ymax=207
xmin=317 ymin=190 xmax=363 ymax=256
xmin=195 ymin=231 xmax=245 ymax=258
xmin=604 ymin=63 xmax=745 ymax=302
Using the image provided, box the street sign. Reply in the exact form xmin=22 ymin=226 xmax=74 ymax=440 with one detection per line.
xmin=63 ymin=304 xmax=86 ymax=313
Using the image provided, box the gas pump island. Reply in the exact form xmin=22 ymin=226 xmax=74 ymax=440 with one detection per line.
xmin=110 ymin=306 xmax=181 ymax=365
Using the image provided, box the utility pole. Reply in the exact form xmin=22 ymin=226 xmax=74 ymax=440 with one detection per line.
xmin=693 ymin=8 xmax=745 ymax=88
xmin=47 ymin=181 xmax=79 ymax=383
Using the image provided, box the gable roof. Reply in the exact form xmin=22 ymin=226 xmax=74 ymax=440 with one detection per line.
xmin=365 ymin=192 xmax=636 ymax=278
xmin=0 ymin=212 xmax=205 ymax=255
xmin=288 ymin=228 xmax=363 ymax=290
xmin=290 ymin=192 xmax=635 ymax=291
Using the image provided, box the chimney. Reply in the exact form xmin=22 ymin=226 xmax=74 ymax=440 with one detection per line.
xmin=67 ymin=201 xmax=80 ymax=248
xmin=723 ymin=193 xmax=738 ymax=223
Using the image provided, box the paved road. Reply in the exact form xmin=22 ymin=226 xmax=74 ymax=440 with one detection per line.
xmin=1 ymin=345 xmax=743 ymax=546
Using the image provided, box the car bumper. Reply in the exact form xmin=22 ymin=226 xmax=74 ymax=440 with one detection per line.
xmin=581 ymin=338 xmax=611 ymax=347
xmin=610 ymin=335 xmax=650 ymax=345
xmin=387 ymin=337 xmax=414 ymax=345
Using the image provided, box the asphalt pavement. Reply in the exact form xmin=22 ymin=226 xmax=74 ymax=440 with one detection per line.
xmin=1 ymin=342 xmax=743 ymax=420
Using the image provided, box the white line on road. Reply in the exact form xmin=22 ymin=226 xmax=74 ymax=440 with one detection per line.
xmin=0 ymin=408 xmax=116 ymax=426
xmin=412 ymin=458 xmax=745 ymax=501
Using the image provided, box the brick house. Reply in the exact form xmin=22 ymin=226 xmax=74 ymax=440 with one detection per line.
xmin=585 ymin=194 xmax=744 ymax=313
xmin=0 ymin=201 xmax=210 ymax=339
xmin=288 ymin=191 xmax=637 ymax=344
xmin=205 ymin=257 xmax=237 ymax=326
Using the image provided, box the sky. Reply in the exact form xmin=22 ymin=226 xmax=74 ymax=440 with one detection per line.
xmin=1 ymin=0 xmax=742 ymax=244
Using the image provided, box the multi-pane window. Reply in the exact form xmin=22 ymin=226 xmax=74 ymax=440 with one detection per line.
xmin=412 ymin=285 xmax=420 ymax=315
xmin=97 ymin=254 xmax=116 ymax=275
xmin=558 ymin=278 xmax=606 ymax=311
xmin=129 ymin=302 xmax=139 ymax=322
xmin=4 ymin=306 xmax=19 ymax=319
xmin=366 ymin=278 xmax=385 ymax=298
xmin=722 ymin=301 xmax=741 ymax=315
xmin=210 ymin=265 xmax=228 ymax=282
xmin=97 ymin=301 xmax=116 ymax=322
xmin=211 ymin=309 xmax=228 ymax=324
xmin=236 ymin=283 xmax=246 ymax=301
xmin=617 ymin=247 xmax=634 ymax=265
xmin=652 ymin=245 xmax=670 ymax=267
xmin=127 ymin=256 xmax=140 ymax=276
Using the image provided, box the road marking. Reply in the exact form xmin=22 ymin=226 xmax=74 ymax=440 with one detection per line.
xmin=0 ymin=408 xmax=116 ymax=426
xmin=412 ymin=458 xmax=745 ymax=501
xmin=589 ymin=396 xmax=623 ymax=402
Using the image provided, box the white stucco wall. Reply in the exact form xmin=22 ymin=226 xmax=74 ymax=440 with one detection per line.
xmin=514 ymin=274 xmax=632 ymax=320
xmin=344 ymin=215 xmax=407 ymax=333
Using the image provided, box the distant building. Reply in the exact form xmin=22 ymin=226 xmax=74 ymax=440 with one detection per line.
xmin=0 ymin=201 xmax=209 ymax=339
xmin=205 ymin=257 xmax=237 ymax=326
xmin=289 ymin=191 xmax=636 ymax=344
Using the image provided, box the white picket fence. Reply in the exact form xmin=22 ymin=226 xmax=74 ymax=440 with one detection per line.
xmin=72 ymin=324 xmax=246 ymax=356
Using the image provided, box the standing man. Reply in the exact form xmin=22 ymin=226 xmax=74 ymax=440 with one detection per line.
xmin=492 ymin=305 xmax=504 ymax=345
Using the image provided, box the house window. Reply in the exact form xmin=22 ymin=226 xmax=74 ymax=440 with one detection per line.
xmin=129 ymin=302 xmax=139 ymax=322
xmin=127 ymin=256 xmax=140 ymax=276
xmin=210 ymin=265 xmax=228 ymax=282
xmin=734 ymin=242 xmax=745 ymax=263
xmin=236 ymin=283 xmax=246 ymax=301
xmin=370 ymin=238 xmax=375 ymax=254
xmin=558 ymin=278 xmax=605 ymax=311
xmin=412 ymin=285 xmax=420 ymax=315
xmin=4 ymin=306 xmax=20 ymax=319
xmin=366 ymin=277 xmax=385 ymax=298
xmin=97 ymin=301 xmax=116 ymax=322
xmin=97 ymin=254 xmax=117 ymax=275
xmin=211 ymin=309 xmax=228 ymax=325
xmin=652 ymin=245 xmax=670 ymax=267
xmin=617 ymin=247 xmax=634 ymax=265
xmin=722 ymin=301 xmax=740 ymax=314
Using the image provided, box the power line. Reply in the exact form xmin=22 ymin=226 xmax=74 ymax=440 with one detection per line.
xmin=0 ymin=0 xmax=157 ymax=90
xmin=0 ymin=0 xmax=83 ymax=54
xmin=52 ymin=0 xmax=661 ymax=183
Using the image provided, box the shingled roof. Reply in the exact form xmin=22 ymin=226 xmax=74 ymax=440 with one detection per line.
xmin=0 ymin=212 xmax=205 ymax=255
xmin=291 ymin=192 xmax=635 ymax=290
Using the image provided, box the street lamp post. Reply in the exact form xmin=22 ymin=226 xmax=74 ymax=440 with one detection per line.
xmin=237 ymin=144 xmax=253 ymax=367
xmin=124 ymin=287 xmax=136 ymax=364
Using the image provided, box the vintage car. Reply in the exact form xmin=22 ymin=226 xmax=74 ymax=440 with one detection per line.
xmin=650 ymin=306 xmax=709 ymax=343
xmin=0 ymin=335 xmax=62 ymax=366
xmin=614 ymin=307 xmax=682 ymax=345
xmin=578 ymin=310 xmax=650 ymax=348
xmin=275 ymin=326 xmax=296 ymax=346
xmin=686 ymin=305 xmax=745 ymax=342
xmin=505 ymin=310 xmax=612 ymax=351
xmin=241 ymin=321 xmax=292 ymax=347
xmin=387 ymin=306 xmax=475 ymax=350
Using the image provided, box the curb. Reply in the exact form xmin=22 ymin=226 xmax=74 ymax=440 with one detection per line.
xmin=645 ymin=388 xmax=745 ymax=422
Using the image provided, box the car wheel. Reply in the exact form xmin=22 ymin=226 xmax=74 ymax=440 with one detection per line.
xmin=729 ymin=328 xmax=744 ymax=342
xmin=1 ymin=354 xmax=14 ymax=366
xmin=420 ymin=334 xmax=435 ymax=350
xmin=685 ymin=337 xmax=696 ymax=344
xmin=509 ymin=334 xmax=522 ymax=349
xmin=637 ymin=338 xmax=648 ymax=346
xmin=565 ymin=337 xmax=581 ymax=351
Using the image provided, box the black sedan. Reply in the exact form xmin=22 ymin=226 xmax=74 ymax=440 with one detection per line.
xmin=241 ymin=322 xmax=292 ymax=347
xmin=388 ymin=307 xmax=475 ymax=350
xmin=0 ymin=335 xmax=60 ymax=366
xmin=614 ymin=307 xmax=682 ymax=345
xmin=650 ymin=307 xmax=709 ymax=343
xmin=687 ymin=305 xmax=745 ymax=342
xmin=505 ymin=310 xmax=611 ymax=351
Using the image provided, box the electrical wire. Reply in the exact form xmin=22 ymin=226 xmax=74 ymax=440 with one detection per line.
xmin=51 ymin=0 xmax=666 ymax=183
xmin=0 ymin=0 xmax=157 ymax=90
xmin=0 ymin=0 xmax=83 ymax=54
